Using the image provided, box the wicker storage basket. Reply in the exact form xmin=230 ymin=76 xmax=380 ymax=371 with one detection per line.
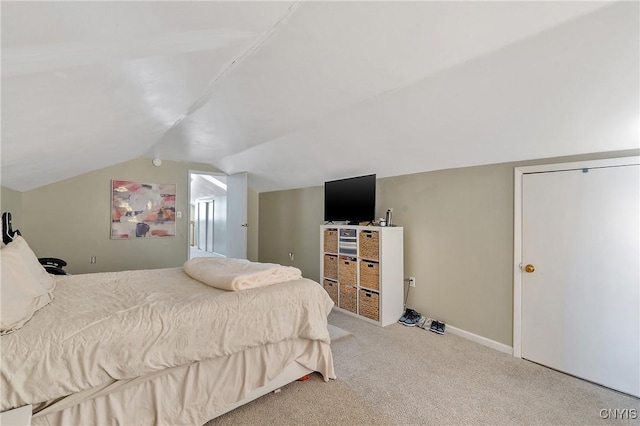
xmin=338 ymin=256 xmax=357 ymax=286
xmin=323 ymin=279 xmax=338 ymax=305
xmin=359 ymin=231 xmax=379 ymax=260
xmin=339 ymin=284 xmax=357 ymax=313
xmin=359 ymin=261 xmax=380 ymax=291
xmin=359 ymin=289 xmax=379 ymax=321
xmin=323 ymin=254 xmax=338 ymax=280
xmin=323 ymin=229 xmax=338 ymax=253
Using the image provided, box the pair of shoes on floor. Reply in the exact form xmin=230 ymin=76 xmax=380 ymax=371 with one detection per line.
xmin=416 ymin=317 xmax=432 ymax=330
xmin=398 ymin=308 xmax=413 ymax=324
xmin=429 ymin=320 xmax=445 ymax=335
xmin=398 ymin=308 xmax=421 ymax=326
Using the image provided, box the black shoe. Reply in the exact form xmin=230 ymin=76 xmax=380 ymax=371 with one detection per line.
xmin=403 ymin=311 xmax=421 ymax=326
xmin=437 ymin=321 xmax=446 ymax=334
xmin=398 ymin=308 xmax=415 ymax=324
xmin=431 ymin=320 xmax=445 ymax=335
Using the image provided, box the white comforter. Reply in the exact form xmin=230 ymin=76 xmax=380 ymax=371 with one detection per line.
xmin=0 ymin=267 xmax=334 ymax=412
xmin=183 ymin=257 xmax=302 ymax=291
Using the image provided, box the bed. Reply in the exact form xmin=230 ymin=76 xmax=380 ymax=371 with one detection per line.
xmin=0 ymin=230 xmax=336 ymax=425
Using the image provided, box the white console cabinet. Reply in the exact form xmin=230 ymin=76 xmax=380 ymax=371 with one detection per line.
xmin=320 ymin=225 xmax=404 ymax=326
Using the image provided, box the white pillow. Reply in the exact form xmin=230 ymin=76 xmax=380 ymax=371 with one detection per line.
xmin=1 ymin=236 xmax=55 ymax=334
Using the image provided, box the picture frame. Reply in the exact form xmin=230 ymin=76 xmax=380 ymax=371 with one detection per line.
xmin=110 ymin=180 xmax=176 ymax=239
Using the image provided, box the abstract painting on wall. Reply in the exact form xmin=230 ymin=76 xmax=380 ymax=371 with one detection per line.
xmin=111 ymin=180 xmax=176 ymax=239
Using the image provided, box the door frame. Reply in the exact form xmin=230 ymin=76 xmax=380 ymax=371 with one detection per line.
xmin=187 ymin=170 xmax=228 ymax=260
xmin=513 ymin=156 xmax=640 ymax=358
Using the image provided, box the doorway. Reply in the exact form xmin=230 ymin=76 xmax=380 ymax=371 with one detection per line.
xmin=189 ymin=172 xmax=228 ymax=259
xmin=513 ymin=157 xmax=639 ymax=397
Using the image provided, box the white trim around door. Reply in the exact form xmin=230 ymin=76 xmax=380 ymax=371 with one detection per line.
xmin=512 ymin=156 xmax=640 ymax=359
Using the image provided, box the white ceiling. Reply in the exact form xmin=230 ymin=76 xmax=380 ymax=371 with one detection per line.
xmin=190 ymin=173 xmax=227 ymax=204
xmin=2 ymin=1 xmax=638 ymax=193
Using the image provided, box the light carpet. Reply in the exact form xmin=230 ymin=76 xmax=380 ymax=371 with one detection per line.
xmin=328 ymin=323 xmax=351 ymax=343
xmin=206 ymin=310 xmax=638 ymax=425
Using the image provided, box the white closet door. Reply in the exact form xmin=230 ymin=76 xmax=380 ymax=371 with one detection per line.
xmin=522 ymin=164 xmax=639 ymax=397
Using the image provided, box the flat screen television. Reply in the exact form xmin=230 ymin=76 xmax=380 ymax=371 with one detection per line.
xmin=324 ymin=174 xmax=376 ymax=223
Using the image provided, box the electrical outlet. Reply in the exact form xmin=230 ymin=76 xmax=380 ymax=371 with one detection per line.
xmin=90 ymin=256 xmax=96 ymax=264
xmin=409 ymin=277 xmax=416 ymax=287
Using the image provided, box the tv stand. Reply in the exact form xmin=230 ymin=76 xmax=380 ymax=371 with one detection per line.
xmin=320 ymin=224 xmax=404 ymax=326
xmin=345 ymin=220 xmax=369 ymax=225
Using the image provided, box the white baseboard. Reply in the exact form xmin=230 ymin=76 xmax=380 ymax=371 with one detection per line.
xmin=445 ymin=324 xmax=513 ymax=355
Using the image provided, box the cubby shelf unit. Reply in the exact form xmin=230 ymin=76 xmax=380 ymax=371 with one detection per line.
xmin=320 ymin=224 xmax=404 ymax=326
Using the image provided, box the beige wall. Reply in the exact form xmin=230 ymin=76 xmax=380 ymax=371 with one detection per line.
xmin=258 ymin=150 xmax=639 ymax=347
xmin=259 ymin=186 xmax=324 ymax=280
xmin=0 ymin=186 xmax=23 ymax=231
xmin=21 ymin=158 xmax=219 ymax=274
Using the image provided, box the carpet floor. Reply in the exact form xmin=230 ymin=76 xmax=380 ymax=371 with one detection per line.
xmin=206 ymin=310 xmax=639 ymax=425
xmin=327 ymin=323 xmax=352 ymax=343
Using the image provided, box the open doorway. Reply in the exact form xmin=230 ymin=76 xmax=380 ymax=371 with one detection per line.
xmin=189 ymin=172 xmax=227 ymax=259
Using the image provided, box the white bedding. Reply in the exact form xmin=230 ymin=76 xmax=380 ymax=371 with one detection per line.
xmin=31 ymin=339 xmax=332 ymax=425
xmin=183 ymin=257 xmax=302 ymax=291
xmin=1 ymin=267 xmax=335 ymax=413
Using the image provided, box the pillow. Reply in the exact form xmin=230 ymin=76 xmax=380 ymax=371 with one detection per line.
xmin=1 ymin=236 xmax=55 ymax=334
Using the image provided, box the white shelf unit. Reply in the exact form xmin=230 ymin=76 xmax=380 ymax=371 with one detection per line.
xmin=320 ymin=224 xmax=404 ymax=326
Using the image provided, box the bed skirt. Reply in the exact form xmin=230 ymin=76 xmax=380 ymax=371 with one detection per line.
xmin=31 ymin=338 xmax=335 ymax=425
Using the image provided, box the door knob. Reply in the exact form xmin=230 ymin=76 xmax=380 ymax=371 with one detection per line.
xmin=524 ymin=264 xmax=535 ymax=273
xmin=241 ymin=223 xmax=248 ymax=228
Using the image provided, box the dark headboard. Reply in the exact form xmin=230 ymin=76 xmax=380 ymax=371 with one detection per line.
xmin=2 ymin=212 xmax=21 ymax=245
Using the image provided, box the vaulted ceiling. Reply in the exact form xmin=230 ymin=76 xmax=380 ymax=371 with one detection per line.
xmin=2 ymin=1 xmax=638 ymax=193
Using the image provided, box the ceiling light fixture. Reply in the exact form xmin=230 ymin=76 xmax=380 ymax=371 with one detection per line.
xmin=152 ymin=158 xmax=162 ymax=167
